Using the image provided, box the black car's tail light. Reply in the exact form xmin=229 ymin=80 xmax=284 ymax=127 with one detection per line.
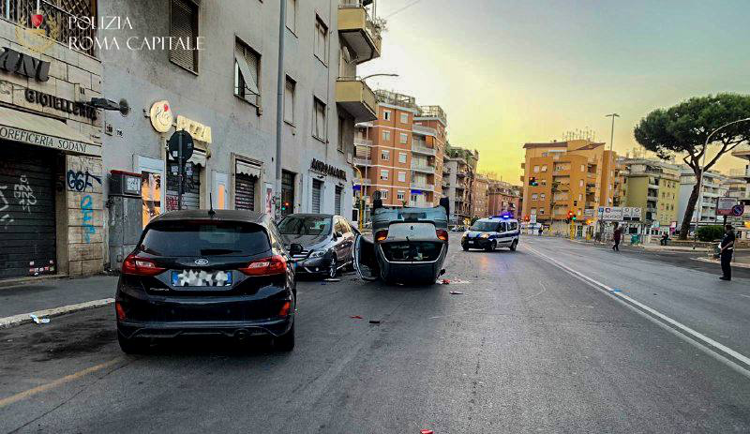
xmin=375 ymin=230 xmax=388 ymax=242
xmin=240 ymin=255 xmax=287 ymax=276
xmin=278 ymin=301 xmax=292 ymax=317
xmin=436 ymin=229 xmax=449 ymax=241
xmin=122 ymin=253 xmax=166 ymax=276
xmin=115 ymin=301 xmax=126 ymax=321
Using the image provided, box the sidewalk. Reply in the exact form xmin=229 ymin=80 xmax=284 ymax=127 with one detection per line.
xmin=0 ymin=275 xmax=118 ymax=328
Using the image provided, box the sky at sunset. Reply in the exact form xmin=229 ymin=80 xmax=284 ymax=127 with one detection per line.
xmin=361 ymin=0 xmax=750 ymax=183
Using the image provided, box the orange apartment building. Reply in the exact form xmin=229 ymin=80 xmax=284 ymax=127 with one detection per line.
xmin=521 ymin=140 xmax=618 ymax=226
xmin=354 ymin=90 xmax=447 ymax=211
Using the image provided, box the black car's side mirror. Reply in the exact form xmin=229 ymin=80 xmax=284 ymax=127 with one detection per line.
xmin=289 ymin=243 xmax=303 ymax=255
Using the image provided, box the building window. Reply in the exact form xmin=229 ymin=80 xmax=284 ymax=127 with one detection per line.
xmin=581 ymin=165 xmax=585 ymax=172
xmin=399 ymin=152 xmax=407 ymax=164
xmin=381 ymin=150 xmax=390 ymax=160
xmin=539 ymin=208 xmax=545 ymax=215
xmin=383 ymin=110 xmax=391 ymax=121
xmin=533 ymin=166 xmax=539 ymax=173
xmin=397 ymin=191 xmax=405 ymax=201
xmin=541 ymin=165 xmax=547 ymax=172
xmin=380 ymin=189 xmax=389 ymax=199
xmin=579 ymin=180 xmax=584 ymax=187
xmin=400 ymin=113 xmax=409 ymax=124
xmin=338 ymin=116 xmax=346 ymax=152
xmin=170 ymin=0 xmax=200 ymax=73
xmin=383 ymin=130 xmax=391 ymax=141
xmin=380 ymin=169 xmax=389 ymax=180
xmin=286 ymin=0 xmax=297 ymax=33
xmin=314 ymin=16 xmax=328 ymax=64
xmin=235 ymin=39 xmax=261 ymax=106
xmin=284 ymin=76 xmax=296 ymax=124
xmin=531 ymin=208 xmax=537 ymax=215
xmin=540 ymin=193 xmax=546 ymax=200
xmin=398 ymin=172 xmax=406 ymax=182
xmin=532 ymin=193 xmax=538 ymax=200
xmin=400 ymin=133 xmax=408 ymax=144
xmin=313 ymin=97 xmax=326 ymax=140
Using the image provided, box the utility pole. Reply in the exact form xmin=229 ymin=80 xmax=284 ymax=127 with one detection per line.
xmin=274 ymin=0 xmax=288 ymax=216
xmin=606 ymin=113 xmax=620 ymax=151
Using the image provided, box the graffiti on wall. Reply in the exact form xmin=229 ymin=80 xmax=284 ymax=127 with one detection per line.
xmin=13 ymin=175 xmax=37 ymax=212
xmin=81 ymin=195 xmax=95 ymax=243
xmin=66 ymin=170 xmax=102 ymax=192
xmin=0 ymin=185 xmax=12 ymax=229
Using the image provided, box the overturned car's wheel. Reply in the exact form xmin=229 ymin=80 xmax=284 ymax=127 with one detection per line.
xmin=117 ymin=333 xmax=150 ymax=354
xmin=274 ymin=325 xmax=295 ymax=352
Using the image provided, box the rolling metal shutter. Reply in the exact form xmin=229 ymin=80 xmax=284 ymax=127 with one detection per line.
xmin=235 ymin=174 xmax=256 ymax=211
xmin=312 ymin=180 xmax=322 ymax=214
xmin=170 ymin=0 xmax=198 ymax=72
xmin=335 ymin=186 xmax=342 ymax=216
xmin=0 ymin=141 xmax=57 ymax=279
xmin=167 ymin=166 xmax=201 ymax=210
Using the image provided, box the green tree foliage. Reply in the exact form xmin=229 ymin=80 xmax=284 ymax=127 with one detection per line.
xmin=634 ymin=94 xmax=750 ymax=239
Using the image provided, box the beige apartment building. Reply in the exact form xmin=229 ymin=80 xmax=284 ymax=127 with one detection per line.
xmin=353 ymin=90 xmax=447 ymax=212
xmin=521 ymin=140 xmax=618 ymax=225
xmin=620 ymin=158 xmax=680 ymax=228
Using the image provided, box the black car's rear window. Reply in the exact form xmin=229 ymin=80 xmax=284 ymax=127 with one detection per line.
xmin=140 ymin=221 xmax=270 ymax=257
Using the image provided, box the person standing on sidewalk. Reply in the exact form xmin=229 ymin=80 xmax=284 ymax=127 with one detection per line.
xmin=612 ymin=223 xmax=622 ymax=252
xmin=719 ymin=224 xmax=735 ymax=281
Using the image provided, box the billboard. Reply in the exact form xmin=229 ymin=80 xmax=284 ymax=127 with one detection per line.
xmin=597 ymin=206 xmax=642 ymax=222
xmin=716 ymin=197 xmax=738 ymax=216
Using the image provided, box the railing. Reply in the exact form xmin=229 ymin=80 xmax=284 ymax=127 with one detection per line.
xmin=355 ymin=138 xmax=373 ymax=147
xmin=411 ymin=182 xmax=434 ymax=191
xmin=412 ymin=124 xmax=438 ymax=136
xmin=353 ymin=157 xmax=372 ymax=166
xmin=1 ymin=0 xmax=96 ymax=56
xmin=411 ymin=144 xmax=436 ymax=156
xmin=410 ymin=162 xmax=435 ymax=173
xmin=339 ymin=0 xmax=381 ymax=42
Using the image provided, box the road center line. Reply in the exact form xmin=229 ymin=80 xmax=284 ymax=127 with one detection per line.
xmin=0 ymin=358 xmax=123 ymax=409
xmin=524 ymin=244 xmax=750 ymax=376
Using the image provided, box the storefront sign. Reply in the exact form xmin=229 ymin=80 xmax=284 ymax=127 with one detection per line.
xmin=0 ymin=47 xmax=50 ymax=81
xmin=0 ymin=125 xmax=100 ymax=156
xmin=176 ymin=116 xmax=212 ymax=143
xmin=149 ymin=100 xmax=173 ymax=133
xmin=717 ymin=197 xmax=738 ymax=216
xmin=24 ymin=89 xmax=97 ymax=120
xmin=311 ymin=159 xmax=347 ymax=180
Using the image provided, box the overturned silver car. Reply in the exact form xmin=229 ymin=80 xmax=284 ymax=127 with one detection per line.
xmin=353 ymin=198 xmax=449 ymax=285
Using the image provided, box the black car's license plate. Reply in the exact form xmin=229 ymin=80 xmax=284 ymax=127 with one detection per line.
xmin=171 ymin=270 xmax=233 ymax=287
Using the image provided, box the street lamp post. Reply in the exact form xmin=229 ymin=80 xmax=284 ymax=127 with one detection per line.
xmin=605 ymin=113 xmax=620 ymax=151
xmin=694 ymin=117 xmax=750 ymax=232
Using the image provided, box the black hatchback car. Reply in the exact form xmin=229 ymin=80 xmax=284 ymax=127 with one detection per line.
xmin=115 ymin=210 xmax=300 ymax=353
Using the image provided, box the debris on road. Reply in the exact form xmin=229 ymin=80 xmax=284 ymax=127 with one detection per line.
xmin=369 ymin=320 xmax=381 ymax=325
xmin=439 ymin=279 xmax=451 ymax=285
xmin=324 ymin=278 xmax=341 ymax=282
xmin=449 ymin=291 xmax=464 ymax=295
xmin=437 ymin=279 xmax=470 ymax=285
xmin=420 ymin=430 xmax=434 ymax=434
xmin=350 ymin=315 xmax=363 ymax=319
xmin=29 ymin=314 xmax=50 ymax=324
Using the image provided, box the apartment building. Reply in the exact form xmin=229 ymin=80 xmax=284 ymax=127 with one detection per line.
xmin=100 ymin=0 xmax=383 ymax=268
xmin=442 ymin=145 xmax=479 ymax=224
xmin=620 ymin=158 xmax=680 ymax=227
xmin=487 ymin=181 xmax=522 ymax=217
xmin=677 ymin=168 xmax=729 ymax=228
xmin=471 ymin=176 xmax=489 ymax=219
xmin=353 ymin=90 xmax=447 ymax=211
xmin=521 ymin=139 xmax=618 ymax=224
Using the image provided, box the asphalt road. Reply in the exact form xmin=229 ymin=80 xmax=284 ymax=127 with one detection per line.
xmin=2 ymin=234 xmax=750 ymax=433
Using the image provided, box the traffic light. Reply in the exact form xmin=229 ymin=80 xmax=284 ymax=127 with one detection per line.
xmin=281 ymin=201 xmax=290 ymax=211
xmin=529 ymin=176 xmax=538 ymax=187
xmin=566 ymin=210 xmax=574 ymax=223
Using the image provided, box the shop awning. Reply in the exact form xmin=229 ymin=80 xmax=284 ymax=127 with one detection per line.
xmin=0 ymin=107 xmax=101 ymax=156
xmin=236 ymin=160 xmax=262 ymax=178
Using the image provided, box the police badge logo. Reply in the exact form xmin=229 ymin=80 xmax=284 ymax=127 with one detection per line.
xmin=15 ymin=3 xmax=60 ymax=54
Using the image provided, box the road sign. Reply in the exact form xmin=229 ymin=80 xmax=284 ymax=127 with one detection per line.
xmin=717 ymin=197 xmax=738 ymax=216
xmin=168 ymin=130 xmax=194 ymax=161
xmin=602 ymin=207 xmax=624 ymax=221
xmin=732 ymin=204 xmax=745 ymax=217
xmin=584 ymin=208 xmax=595 ymax=217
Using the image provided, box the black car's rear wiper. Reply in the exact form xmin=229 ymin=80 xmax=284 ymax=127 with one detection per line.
xmin=199 ymin=249 xmax=242 ymax=255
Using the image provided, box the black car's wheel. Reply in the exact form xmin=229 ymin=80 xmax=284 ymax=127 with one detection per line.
xmin=117 ymin=333 xmax=150 ymax=354
xmin=510 ymin=239 xmax=518 ymax=251
xmin=328 ymin=257 xmax=338 ymax=278
xmin=274 ymin=325 xmax=295 ymax=352
xmin=462 ymin=244 xmax=470 ymax=251
xmin=485 ymin=240 xmax=496 ymax=252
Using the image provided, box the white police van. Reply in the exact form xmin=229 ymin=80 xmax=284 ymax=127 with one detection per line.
xmin=460 ymin=215 xmax=520 ymax=252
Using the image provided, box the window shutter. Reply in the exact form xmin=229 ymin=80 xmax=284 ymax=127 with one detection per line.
xmin=170 ymin=0 xmax=198 ymax=72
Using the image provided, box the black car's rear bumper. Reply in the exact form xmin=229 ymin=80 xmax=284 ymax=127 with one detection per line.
xmin=118 ymin=317 xmax=292 ymax=339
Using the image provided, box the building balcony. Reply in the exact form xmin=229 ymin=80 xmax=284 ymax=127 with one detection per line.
xmin=412 ymin=144 xmax=437 ymax=156
xmin=412 ymin=124 xmax=438 ymax=137
xmin=336 ymin=78 xmax=378 ymax=122
xmin=411 ymin=162 xmax=435 ymax=174
xmin=353 ymin=178 xmax=372 ymax=186
xmin=355 ymin=138 xmax=373 ymax=147
xmin=353 ymin=157 xmax=373 ymax=166
xmin=338 ymin=1 xmax=382 ymax=63
xmin=731 ymin=144 xmax=750 ymax=160
xmin=411 ymin=182 xmax=435 ymax=191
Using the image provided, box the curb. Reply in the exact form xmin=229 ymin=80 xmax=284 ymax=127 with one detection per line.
xmin=693 ymin=257 xmax=750 ymax=269
xmin=0 ymin=298 xmax=115 ymax=329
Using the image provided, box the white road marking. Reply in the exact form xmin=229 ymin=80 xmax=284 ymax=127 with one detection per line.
xmin=739 ymin=294 xmax=750 ymax=300
xmin=524 ymin=244 xmax=750 ymax=377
